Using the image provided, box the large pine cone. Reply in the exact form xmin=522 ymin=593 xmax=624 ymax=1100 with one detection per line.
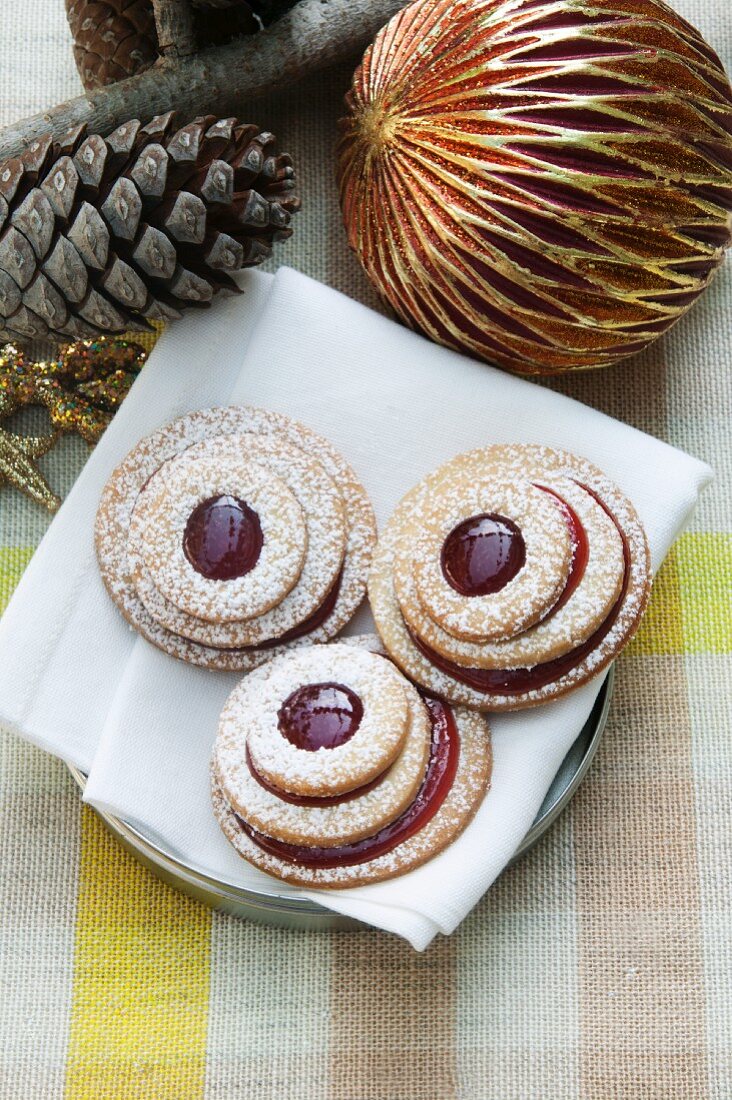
xmin=65 ymin=0 xmax=158 ymax=89
xmin=0 ymin=113 xmax=299 ymax=343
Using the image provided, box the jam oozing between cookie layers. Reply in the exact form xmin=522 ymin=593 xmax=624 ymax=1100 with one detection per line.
xmin=277 ymin=682 xmax=364 ymax=751
xmin=171 ymin=568 xmax=344 ymax=654
xmin=534 ymin=485 xmax=589 ymax=613
xmin=246 ymin=745 xmax=388 ymax=807
xmin=237 ymin=698 xmax=460 ymax=868
xmin=184 ymin=495 xmax=263 ymax=580
xmin=261 ymin=569 xmax=343 ymax=648
xmin=442 ymin=513 xmax=526 ymax=596
xmin=410 ymin=487 xmax=629 ymax=696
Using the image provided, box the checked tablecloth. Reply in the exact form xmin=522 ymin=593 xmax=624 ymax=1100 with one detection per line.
xmin=0 ymin=1 xmax=730 ymax=1097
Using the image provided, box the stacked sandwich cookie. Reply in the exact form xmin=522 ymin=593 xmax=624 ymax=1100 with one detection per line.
xmin=211 ymin=641 xmax=492 ymax=887
xmin=369 ymin=445 xmax=652 ymax=710
xmin=96 ymin=406 xmax=376 ymax=670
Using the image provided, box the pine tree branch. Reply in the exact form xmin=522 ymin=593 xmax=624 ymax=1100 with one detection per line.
xmin=0 ymin=0 xmax=403 ymax=163
xmin=152 ymin=0 xmax=198 ymax=57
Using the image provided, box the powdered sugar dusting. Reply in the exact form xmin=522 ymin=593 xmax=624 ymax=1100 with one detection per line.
xmin=406 ymin=476 xmax=625 ymax=669
xmin=126 ymin=433 xmax=348 ymax=647
xmin=137 ymin=452 xmax=307 ymax=622
xmin=211 ymin=692 xmax=492 ymax=888
xmin=408 ymin=476 xmax=571 ymax=641
xmin=217 ymin=645 xmax=411 ymax=798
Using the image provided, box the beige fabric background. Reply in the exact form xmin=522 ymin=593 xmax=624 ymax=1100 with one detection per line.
xmin=0 ymin=2 xmax=730 ymax=1098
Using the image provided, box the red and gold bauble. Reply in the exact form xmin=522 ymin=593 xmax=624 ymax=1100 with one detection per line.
xmin=337 ymin=0 xmax=732 ymax=375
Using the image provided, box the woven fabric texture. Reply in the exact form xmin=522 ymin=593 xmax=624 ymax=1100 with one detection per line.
xmin=0 ymin=1 xmax=730 ymax=1097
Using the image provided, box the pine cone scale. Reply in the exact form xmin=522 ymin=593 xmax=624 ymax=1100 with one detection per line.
xmin=0 ymin=270 xmax=21 ymax=317
xmin=101 ymin=177 xmax=142 ymax=240
xmin=0 ymin=229 xmax=35 ymax=289
xmin=159 ymin=192 xmax=207 ymax=244
xmin=43 ymin=238 xmax=88 ymax=303
xmin=198 ymin=162 xmax=235 ymax=206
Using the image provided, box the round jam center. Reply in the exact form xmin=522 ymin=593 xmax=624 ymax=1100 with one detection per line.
xmin=277 ymin=682 xmax=364 ymax=751
xmin=441 ymin=512 xmax=525 ymax=596
xmin=183 ymin=495 xmax=263 ymax=581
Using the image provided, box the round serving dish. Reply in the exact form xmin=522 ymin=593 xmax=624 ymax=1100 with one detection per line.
xmin=68 ymin=667 xmax=613 ymax=931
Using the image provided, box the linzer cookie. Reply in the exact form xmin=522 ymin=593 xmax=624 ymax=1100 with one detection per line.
xmin=211 ymin=640 xmax=492 ymax=887
xmin=369 ymin=445 xmax=652 ymax=711
xmin=95 ymin=407 xmax=376 ymax=670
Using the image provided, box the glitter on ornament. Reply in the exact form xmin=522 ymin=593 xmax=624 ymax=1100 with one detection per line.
xmin=0 ymin=337 xmax=148 ymax=444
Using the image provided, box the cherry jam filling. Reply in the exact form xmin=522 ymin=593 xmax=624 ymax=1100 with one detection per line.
xmin=246 ymin=745 xmax=389 ymax=807
xmin=170 ymin=568 xmax=343 ymax=653
xmin=533 ymin=485 xmax=589 ymax=614
xmin=277 ymin=682 xmax=363 ymax=751
xmin=410 ymin=486 xmax=629 ymax=695
xmin=260 ymin=569 xmax=343 ymax=649
xmin=441 ymin=512 xmax=525 ymax=596
xmin=236 ymin=698 xmax=460 ymax=868
xmin=183 ymin=494 xmax=263 ymax=581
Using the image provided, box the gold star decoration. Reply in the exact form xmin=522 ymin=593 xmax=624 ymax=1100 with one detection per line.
xmin=0 ymin=334 xmax=151 ymax=511
xmin=0 ymin=421 xmax=60 ymax=512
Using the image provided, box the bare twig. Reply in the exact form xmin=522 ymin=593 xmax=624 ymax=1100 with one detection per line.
xmin=153 ymin=0 xmax=198 ymax=58
xmin=0 ymin=0 xmax=403 ymax=162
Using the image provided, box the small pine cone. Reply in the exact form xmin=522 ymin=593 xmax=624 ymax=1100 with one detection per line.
xmin=66 ymin=0 xmax=261 ymax=91
xmin=65 ymin=0 xmax=158 ymax=90
xmin=0 ymin=113 xmax=300 ymax=343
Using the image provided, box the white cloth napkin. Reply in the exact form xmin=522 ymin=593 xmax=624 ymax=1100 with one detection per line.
xmin=0 ymin=267 xmax=712 ymax=949
xmin=0 ymin=274 xmax=274 ymax=771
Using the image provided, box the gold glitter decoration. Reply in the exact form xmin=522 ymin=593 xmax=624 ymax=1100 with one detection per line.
xmin=337 ymin=0 xmax=732 ymax=375
xmin=0 ymin=334 xmax=149 ymax=510
xmin=0 ymin=336 xmax=147 ymax=444
xmin=0 ymin=420 xmax=60 ymax=512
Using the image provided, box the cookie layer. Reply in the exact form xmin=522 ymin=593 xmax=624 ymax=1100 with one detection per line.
xmin=213 ymin=676 xmax=430 ymax=847
xmin=403 ymin=478 xmax=625 ymax=669
xmin=139 ymin=453 xmax=307 ymax=623
xmin=410 ymin=478 xmax=571 ymax=642
xmin=217 ymin=645 xmax=412 ymax=798
xmin=129 ymin=434 xmax=347 ymax=648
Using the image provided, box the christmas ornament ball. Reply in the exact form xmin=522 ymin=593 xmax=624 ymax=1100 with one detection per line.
xmin=337 ymin=0 xmax=732 ymax=375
